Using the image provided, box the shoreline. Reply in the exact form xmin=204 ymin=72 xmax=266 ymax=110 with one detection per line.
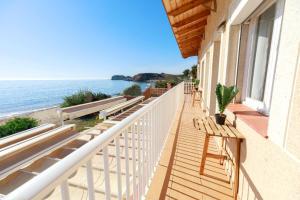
xmin=0 ymin=80 xmax=149 ymax=121
xmin=0 ymin=105 xmax=60 ymax=120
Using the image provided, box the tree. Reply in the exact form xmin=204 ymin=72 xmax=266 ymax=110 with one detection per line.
xmin=123 ymin=84 xmax=142 ymax=96
xmin=191 ymin=65 xmax=197 ymax=79
xmin=183 ymin=69 xmax=190 ymax=78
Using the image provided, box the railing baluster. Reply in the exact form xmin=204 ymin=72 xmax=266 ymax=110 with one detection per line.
xmin=142 ymin=116 xmax=146 ymax=195
xmin=60 ymin=180 xmax=70 ymax=200
xmin=150 ymin=110 xmax=154 ymax=174
xmin=155 ymin=105 xmax=159 ymax=164
xmin=142 ymin=115 xmax=148 ymax=191
xmin=86 ymin=160 xmax=95 ymax=200
xmin=115 ymin=136 xmax=122 ymax=200
xmin=131 ymin=125 xmax=137 ymax=200
xmin=124 ymin=130 xmax=130 ymax=200
xmin=103 ymin=146 xmax=111 ymax=200
xmin=137 ymin=119 xmax=142 ymax=199
xmin=146 ymin=112 xmax=151 ymax=186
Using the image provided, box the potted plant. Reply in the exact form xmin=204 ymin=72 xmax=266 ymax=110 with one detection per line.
xmin=193 ymin=79 xmax=200 ymax=90
xmin=215 ymin=83 xmax=239 ymax=125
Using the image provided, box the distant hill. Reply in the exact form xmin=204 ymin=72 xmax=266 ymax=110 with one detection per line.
xmin=111 ymin=75 xmax=133 ymax=81
xmin=111 ymin=73 xmax=183 ymax=82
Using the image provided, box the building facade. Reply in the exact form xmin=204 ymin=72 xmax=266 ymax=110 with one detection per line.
xmin=164 ymin=0 xmax=300 ymax=199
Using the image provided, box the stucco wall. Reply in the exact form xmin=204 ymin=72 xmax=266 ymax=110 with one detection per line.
xmin=225 ymin=111 xmax=300 ymax=200
xmin=196 ymin=0 xmax=300 ymax=199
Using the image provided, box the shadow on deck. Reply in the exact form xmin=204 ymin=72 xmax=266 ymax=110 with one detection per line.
xmin=147 ymin=95 xmax=234 ymax=200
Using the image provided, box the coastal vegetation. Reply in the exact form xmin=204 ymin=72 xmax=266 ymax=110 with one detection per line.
xmin=0 ymin=117 xmax=38 ymax=138
xmin=66 ymin=114 xmax=103 ymax=132
xmin=61 ymin=90 xmax=111 ymax=108
xmin=123 ymin=84 xmax=142 ymax=96
xmin=155 ymin=79 xmax=180 ymax=88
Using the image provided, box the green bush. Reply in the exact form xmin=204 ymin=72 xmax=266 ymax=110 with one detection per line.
xmin=155 ymin=80 xmax=180 ymax=88
xmin=123 ymin=84 xmax=142 ymax=96
xmin=193 ymin=79 xmax=200 ymax=87
xmin=0 ymin=117 xmax=38 ymax=138
xmin=155 ymin=80 xmax=168 ymax=88
xmin=61 ymin=90 xmax=111 ymax=108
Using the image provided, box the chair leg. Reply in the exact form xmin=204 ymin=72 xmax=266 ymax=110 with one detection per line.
xmin=200 ymin=135 xmax=209 ymax=175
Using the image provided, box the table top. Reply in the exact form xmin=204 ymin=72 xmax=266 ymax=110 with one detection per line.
xmin=193 ymin=116 xmax=244 ymax=139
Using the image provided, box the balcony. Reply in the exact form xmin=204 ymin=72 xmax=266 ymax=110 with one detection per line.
xmin=146 ymin=95 xmax=234 ymax=200
xmin=2 ymin=82 xmax=235 ymax=200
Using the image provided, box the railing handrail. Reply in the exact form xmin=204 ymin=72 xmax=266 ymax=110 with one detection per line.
xmin=3 ymin=82 xmax=184 ymax=200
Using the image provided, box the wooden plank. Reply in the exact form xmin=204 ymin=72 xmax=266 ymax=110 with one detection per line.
xmin=197 ymin=118 xmax=207 ymax=133
xmin=172 ymin=10 xmax=210 ymax=28
xmin=206 ymin=117 xmax=222 ymax=137
xmin=228 ymin=125 xmax=245 ymax=139
xmin=210 ymin=117 xmax=230 ymax=137
xmin=178 ymin=35 xmax=203 ymax=44
xmin=178 ymin=37 xmax=202 ymax=45
xmin=182 ymin=52 xmax=198 ymax=58
xmin=168 ymin=0 xmax=212 ymax=16
xmin=177 ymin=31 xmax=204 ymax=42
xmin=201 ymin=118 xmax=213 ymax=135
xmin=179 ymin=42 xmax=200 ymax=48
xmin=222 ymin=125 xmax=237 ymax=138
xmin=175 ymin=20 xmax=207 ymax=35
xmin=177 ymin=26 xmax=205 ymax=39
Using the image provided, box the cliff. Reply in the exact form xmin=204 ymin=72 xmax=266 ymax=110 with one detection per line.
xmin=111 ymin=75 xmax=133 ymax=81
xmin=111 ymin=73 xmax=182 ymax=82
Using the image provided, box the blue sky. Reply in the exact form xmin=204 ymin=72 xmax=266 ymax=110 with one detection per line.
xmin=0 ymin=0 xmax=196 ymax=80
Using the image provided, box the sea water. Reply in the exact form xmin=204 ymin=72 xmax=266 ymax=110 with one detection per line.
xmin=0 ymin=80 xmax=148 ymax=117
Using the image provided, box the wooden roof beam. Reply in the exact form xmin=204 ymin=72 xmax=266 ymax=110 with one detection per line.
xmin=179 ymin=39 xmax=201 ymax=48
xmin=168 ymin=0 xmax=212 ymax=16
xmin=179 ymin=44 xmax=200 ymax=50
xmin=177 ymin=29 xmax=205 ymax=41
xmin=175 ymin=19 xmax=207 ymax=35
xmin=182 ymin=51 xmax=198 ymax=58
xmin=179 ymin=39 xmax=201 ymax=46
xmin=172 ymin=10 xmax=210 ymax=28
xmin=179 ymin=46 xmax=199 ymax=51
xmin=178 ymin=35 xmax=202 ymax=44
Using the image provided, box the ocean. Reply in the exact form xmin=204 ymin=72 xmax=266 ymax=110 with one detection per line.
xmin=0 ymin=80 xmax=149 ymax=118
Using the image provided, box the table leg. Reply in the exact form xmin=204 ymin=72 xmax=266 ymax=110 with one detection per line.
xmin=200 ymin=135 xmax=209 ymax=175
xmin=192 ymin=91 xmax=195 ymax=106
xmin=234 ymin=139 xmax=241 ymax=200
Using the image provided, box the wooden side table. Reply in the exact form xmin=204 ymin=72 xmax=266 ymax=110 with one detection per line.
xmin=193 ymin=116 xmax=244 ymax=200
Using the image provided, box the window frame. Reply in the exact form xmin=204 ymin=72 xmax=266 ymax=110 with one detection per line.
xmin=242 ymin=0 xmax=284 ymax=115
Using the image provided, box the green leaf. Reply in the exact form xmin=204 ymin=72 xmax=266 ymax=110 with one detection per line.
xmin=215 ymin=83 xmax=239 ymax=113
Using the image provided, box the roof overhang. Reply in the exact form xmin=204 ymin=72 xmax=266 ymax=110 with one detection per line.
xmin=162 ymin=0 xmax=214 ymax=58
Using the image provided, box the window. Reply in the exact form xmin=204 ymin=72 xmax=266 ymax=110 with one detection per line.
xmin=243 ymin=2 xmax=283 ymax=115
xmin=249 ymin=5 xmax=275 ymax=101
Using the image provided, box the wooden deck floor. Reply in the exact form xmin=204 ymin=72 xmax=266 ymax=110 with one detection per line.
xmin=147 ymin=95 xmax=234 ymax=200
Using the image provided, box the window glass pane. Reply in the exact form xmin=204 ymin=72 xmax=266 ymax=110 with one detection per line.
xmin=249 ymin=4 xmax=276 ymax=101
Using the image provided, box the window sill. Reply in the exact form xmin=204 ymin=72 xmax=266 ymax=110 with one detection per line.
xmin=226 ymin=103 xmax=269 ymax=138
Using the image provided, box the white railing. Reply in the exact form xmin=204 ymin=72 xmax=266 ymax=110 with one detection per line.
xmin=184 ymin=80 xmax=194 ymax=94
xmin=3 ymin=82 xmax=185 ymax=200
